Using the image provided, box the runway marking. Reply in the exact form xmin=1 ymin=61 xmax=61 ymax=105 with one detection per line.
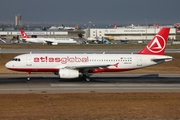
xmin=50 ymin=83 xmax=180 ymax=87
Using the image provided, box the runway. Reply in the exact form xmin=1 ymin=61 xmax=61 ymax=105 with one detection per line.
xmin=0 ymin=74 xmax=180 ymax=93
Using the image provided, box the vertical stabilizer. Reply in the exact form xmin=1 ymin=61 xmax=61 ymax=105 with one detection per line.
xmin=138 ymin=28 xmax=170 ymax=55
xmin=20 ymin=30 xmax=30 ymax=38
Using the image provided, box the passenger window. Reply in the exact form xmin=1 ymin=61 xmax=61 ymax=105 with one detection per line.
xmin=12 ymin=58 xmax=15 ymax=61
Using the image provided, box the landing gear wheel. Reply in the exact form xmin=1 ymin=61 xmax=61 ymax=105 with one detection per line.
xmin=81 ymin=73 xmax=91 ymax=82
xmin=85 ymin=77 xmax=90 ymax=82
xmin=82 ymin=75 xmax=91 ymax=82
xmin=27 ymin=77 xmax=31 ymax=81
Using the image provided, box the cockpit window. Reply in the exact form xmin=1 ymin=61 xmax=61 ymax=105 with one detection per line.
xmin=12 ymin=58 xmax=21 ymax=61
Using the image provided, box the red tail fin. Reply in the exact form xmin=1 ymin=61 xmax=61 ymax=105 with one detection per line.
xmin=20 ymin=30 xmax=30 ymax=38
xmin=114 ymin=24 xmax=117 ymax=29
xmin=138 ymin=28 xmax=170 ymax=55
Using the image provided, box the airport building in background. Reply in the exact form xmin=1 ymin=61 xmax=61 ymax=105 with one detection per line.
xmin=86 ymin=24 xmax=177 ymax=41
xmin=15 ymin=14 xmax=21 ymax=26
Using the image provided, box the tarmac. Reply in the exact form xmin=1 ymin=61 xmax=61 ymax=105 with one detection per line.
xmin=0 ymin=73 xmax=180 ymax=93
xmin=1 ymin=49 xmax=180 ymax=94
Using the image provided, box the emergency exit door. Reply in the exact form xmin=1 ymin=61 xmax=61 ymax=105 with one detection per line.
xmin=137 ymin=56 xmax=142 ymax=66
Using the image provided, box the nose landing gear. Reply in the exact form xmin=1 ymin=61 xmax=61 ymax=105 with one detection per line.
xmin=27 ymin=72 xmax=31 ymax=81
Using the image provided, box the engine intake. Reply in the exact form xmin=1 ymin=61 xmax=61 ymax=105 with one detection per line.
xmin=59 ymin=68 xmax=79 ymax=79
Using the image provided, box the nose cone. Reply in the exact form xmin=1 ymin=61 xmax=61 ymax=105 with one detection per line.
xmin=5 ymin=62 xmax=11 ymax=69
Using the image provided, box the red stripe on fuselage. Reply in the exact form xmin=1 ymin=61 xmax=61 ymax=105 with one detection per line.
xmin=8 ymin=68 xmax=59 ymax=72
xmin=89 ymin=68 xmax=135 ymax=73
xmin=7 ymin=68 xmax=135 ymax=73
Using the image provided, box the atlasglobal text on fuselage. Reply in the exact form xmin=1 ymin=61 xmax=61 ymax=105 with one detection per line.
xmin=6 ymin=28 xmax=173 ymax=81
xmin=33 ymin=56 xmax=89 ymax=63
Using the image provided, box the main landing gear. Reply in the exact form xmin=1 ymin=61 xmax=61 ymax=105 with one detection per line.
xmin=84 ymin=76 xmax=90 ymax=82
xmin=82 ymin=74 xmax=91 ymax=82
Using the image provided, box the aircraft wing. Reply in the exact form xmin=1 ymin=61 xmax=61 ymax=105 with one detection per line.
xmin=65 ymin=64 xmax=111 ymax=69
xmin=45 ymin=40 xmax=53 ymax=44
xmin=0 ymin=38 xmax=6 ymax=43
xmin=63 ymin=63 xmax=119 ymax=72
xmin=45 ymin=40 xmax=59 ymax=45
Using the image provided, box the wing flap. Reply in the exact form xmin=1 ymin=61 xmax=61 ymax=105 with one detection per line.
xmin=65 ymin=64 xmax=112 ymax=69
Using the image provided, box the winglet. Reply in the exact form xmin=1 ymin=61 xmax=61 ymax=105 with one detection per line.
xmin=138 ymin=28 xmax=170 ymax=55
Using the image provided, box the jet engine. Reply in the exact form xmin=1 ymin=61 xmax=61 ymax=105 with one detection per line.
xmin=51 ymin=42 xmax=58 ymax=45
xmin=58 ymin=68 xmax=79 ymax=79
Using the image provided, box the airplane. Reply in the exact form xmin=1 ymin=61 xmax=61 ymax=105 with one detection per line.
xmin=114 ymin=23 xmax=136 ymax=29
xmin=20 ymin=30 xmax=77 ymax=45
xmin=6 ymin=28 xmax=173 ymax=81
xmin=48 ymin=25 xmax=76 ymax=30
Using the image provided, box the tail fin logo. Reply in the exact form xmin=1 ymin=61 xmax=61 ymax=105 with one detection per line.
xmin=20 ymin=30 xmax=29 ymax=38
xmin=114 ymin=24 xmax=117 ymax=29
xmin=22 ymin=33 xmax=26 ymax=38
xmin=146 ymin=35 xmax=166 ymax=53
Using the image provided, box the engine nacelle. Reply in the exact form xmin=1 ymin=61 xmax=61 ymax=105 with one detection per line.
xmin=59 ymin=69 xmax=79 ymax=79
xmin=51 ymin=42 xmax=58 ymax=45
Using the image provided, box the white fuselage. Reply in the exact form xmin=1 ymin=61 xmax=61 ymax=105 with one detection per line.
xmin=5 ymin=53 xmax=172 ymax=73
xmin=24 ymin=38 xmax=77 ymax=44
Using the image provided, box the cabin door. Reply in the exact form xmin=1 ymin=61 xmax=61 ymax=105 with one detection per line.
xmin=137 ymin=56 xmax=142 ymax=66
xmin=26 ymin=55 xmax=32 ymax=66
